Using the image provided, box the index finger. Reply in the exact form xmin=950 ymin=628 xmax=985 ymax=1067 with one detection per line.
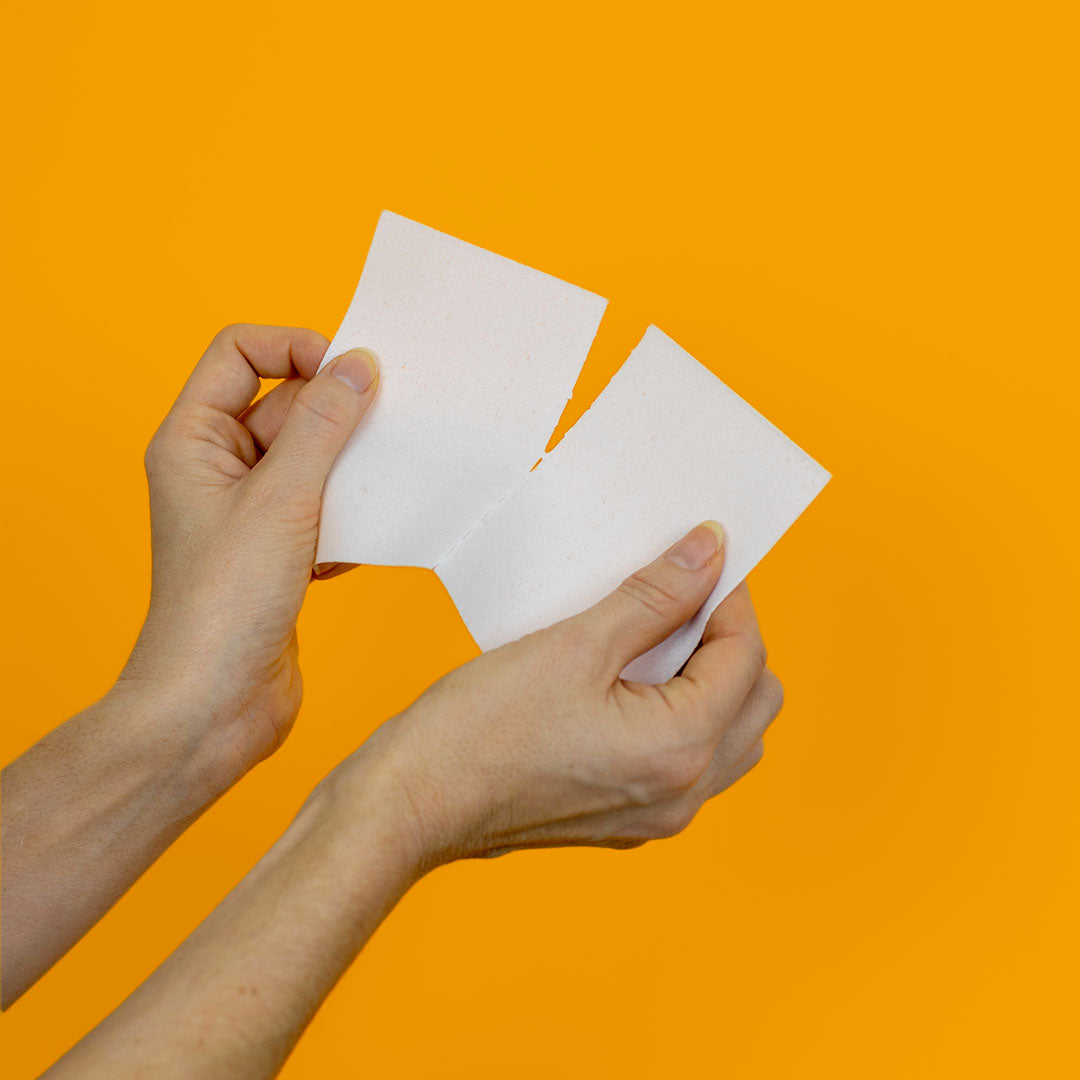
xmin=174 ymin=324 xmax=329 ymax=417
xmin=675 ymin=581 xmax=768 ymax=714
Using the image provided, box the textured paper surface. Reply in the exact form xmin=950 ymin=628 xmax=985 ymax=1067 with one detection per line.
xmin=435 ymin=326 xmax=831 ymax=683
xmin=315 ymin=211 xmax=608 ymax=568
xmin=316 ymin=215 xmax=828 ymax=683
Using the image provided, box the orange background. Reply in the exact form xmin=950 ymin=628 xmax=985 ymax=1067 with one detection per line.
xmin=2 ymin=2 xmax=1077 ymax=1075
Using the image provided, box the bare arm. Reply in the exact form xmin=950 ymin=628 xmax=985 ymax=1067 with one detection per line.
xmin=1 ymin=326 xmax=380 ymax=1006
xmin=41 ymin=524 xmax=783 ymax=1077
xmin=40 ymin=752 xmax=417 ymax=1080
xmin=2 ymin=684 xmax=246 ymax=1007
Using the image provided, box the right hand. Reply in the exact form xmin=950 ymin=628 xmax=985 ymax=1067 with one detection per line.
xmin=354 ymin=522 xmax=783 ymax=870
xmin=122 ymin=326 xmax=379 ymax=788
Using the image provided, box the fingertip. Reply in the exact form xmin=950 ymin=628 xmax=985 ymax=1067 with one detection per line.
xmin=588 ymin=522 xmax=730 ymax=678
xmin=253 ymin=347 xmax=378 ymax=493
xmin=296 ymin=326 xmax=331 ymax=349
xmin=326 ymin=348 xmax=379 ymax=396
xmin=700 ymin=520 xmax=725 ymax=554
xmin=239 ymin=377 xmax=305 ymax=454
xmin=664 ymin=521 xmax=725 ymax=571
xmin=285 ymin=326 xmax=333 ymax=379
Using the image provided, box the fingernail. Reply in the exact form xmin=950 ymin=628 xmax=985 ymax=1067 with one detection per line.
xmin=330 ymin=348 xmax=378 ymax=393
xmin=665 ymin=521 xmax=725 ymax=570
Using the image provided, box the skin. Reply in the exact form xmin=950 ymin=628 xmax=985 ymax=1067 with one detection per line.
xmin=1 ymin=325 xmax=380 ymax=1005
xmin=1 ymin=325 xmax=783 ymax=1076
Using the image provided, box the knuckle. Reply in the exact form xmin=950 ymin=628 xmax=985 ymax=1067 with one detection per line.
xmin=754 ymin=640 xmax=769 ymax=672
xmin=143 ymin=437 xmax=162 ymax=474
xmin=747 ymin=741 xmax=765 ymax=770
xmin=212 ymin=322 xmax=249 ymax=345
xmin=644 ymin=801 xmax=696 ymax=840
xmin=143 ymin=424 xmax=175 ymax=476
xmin=763 ymin=671 xmax=785 ymax=716
xmin=618 ymin=568 xmax=684 ymax=623
xmin=634 ymin=741 xmax=712 ymax=802
xmin=292 ymin=387 xmax=353 ymax=435
xmin=735 ymin=629 xmax=768 ymax=675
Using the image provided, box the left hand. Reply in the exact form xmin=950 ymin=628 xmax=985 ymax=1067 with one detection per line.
xmin=340 ymin=523 xmax=780 ymax=871
xmin=120 ymin=324 xmax=379 ymax=785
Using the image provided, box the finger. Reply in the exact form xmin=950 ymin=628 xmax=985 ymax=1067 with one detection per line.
xmin=580 ymin=522 xmax=726 ymax=676
xmin=652 ymin=735 xmax=766 ymax=840
xmin=175 ymin=325 xmax=329 ymax=418
xmin=709 ymin=738 xmax=764 ymax=798
xmin=239 ymin=377 xmax=305 ymax=453
xmin=255 ymin=347 xmax=379 ymax=502
xmin=701 ymin=668 xmax=783 ymax=795
xmin=676 ymin=581 xmax=768 ymax=714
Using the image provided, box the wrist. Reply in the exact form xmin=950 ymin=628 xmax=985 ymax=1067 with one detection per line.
xmin=116 ymin=602 xmax=305 ymax=789
xmin=310 ymin=729 xmax=454 ymax=887
xmin=103 ymin=673 xmax=260 ymax=812
xmin=288 ymin=750 xmax=428 ymax=905
xmin=331 ymin=704 xmax=502 ymax=872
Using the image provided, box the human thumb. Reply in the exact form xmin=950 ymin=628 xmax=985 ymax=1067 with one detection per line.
xmin=581 ymin=521 xmax=726 ymax=675
xmin=257 ymin=347 xmax=378 ymax=500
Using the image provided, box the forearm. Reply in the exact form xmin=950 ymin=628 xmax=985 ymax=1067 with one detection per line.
xmin=1 ymin=680 xmax=251 ymax=1006
xmin=42 ymin=752 xmax=419 ymax=1079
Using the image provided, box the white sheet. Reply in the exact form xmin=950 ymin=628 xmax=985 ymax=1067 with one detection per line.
xmin=315 ymin=211 xmax=608 ymax=568
xmin=435 ymin=325 xmax=831 ymax=683
xmin=316 ymin=214 xmax=830 ymax=682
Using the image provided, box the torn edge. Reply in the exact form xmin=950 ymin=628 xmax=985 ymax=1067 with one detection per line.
xmin=431 ymin=323 xmax=647 ymax=571
xmin=430 ymin=315 xmax=613 ymax=571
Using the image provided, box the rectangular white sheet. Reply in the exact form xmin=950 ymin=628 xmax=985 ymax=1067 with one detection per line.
xmin=315 ymin=211 xmax=608 ymax=568
xmin=435 ymin=325 xmax=831 ymax=683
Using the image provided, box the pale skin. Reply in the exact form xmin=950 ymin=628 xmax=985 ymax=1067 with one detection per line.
xmin=0 ymin=325 xmax=783 ymax=1077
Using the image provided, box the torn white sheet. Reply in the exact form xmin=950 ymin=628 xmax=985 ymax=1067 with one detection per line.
xmin=316 ymin=214 xmax=828 ymax=683
xmin=434 ymin=325 xmax=831 ymax=683
xmin=315 ymin=211 xmax=607 ymax=568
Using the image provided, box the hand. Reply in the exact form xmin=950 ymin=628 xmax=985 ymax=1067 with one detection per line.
xmin=358 ymin=522 xmax=782 ymax=868
xmin=23 ymin=523 xmax=776 ymax=1067
xmin=120 ymin=324 xmax=379 ymax=785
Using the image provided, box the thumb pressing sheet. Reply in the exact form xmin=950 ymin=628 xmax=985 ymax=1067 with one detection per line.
xmin=317 ymin=211 xmax=830 ymax=682
xmin=437 ymin=326 xmax=830 ymax=683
